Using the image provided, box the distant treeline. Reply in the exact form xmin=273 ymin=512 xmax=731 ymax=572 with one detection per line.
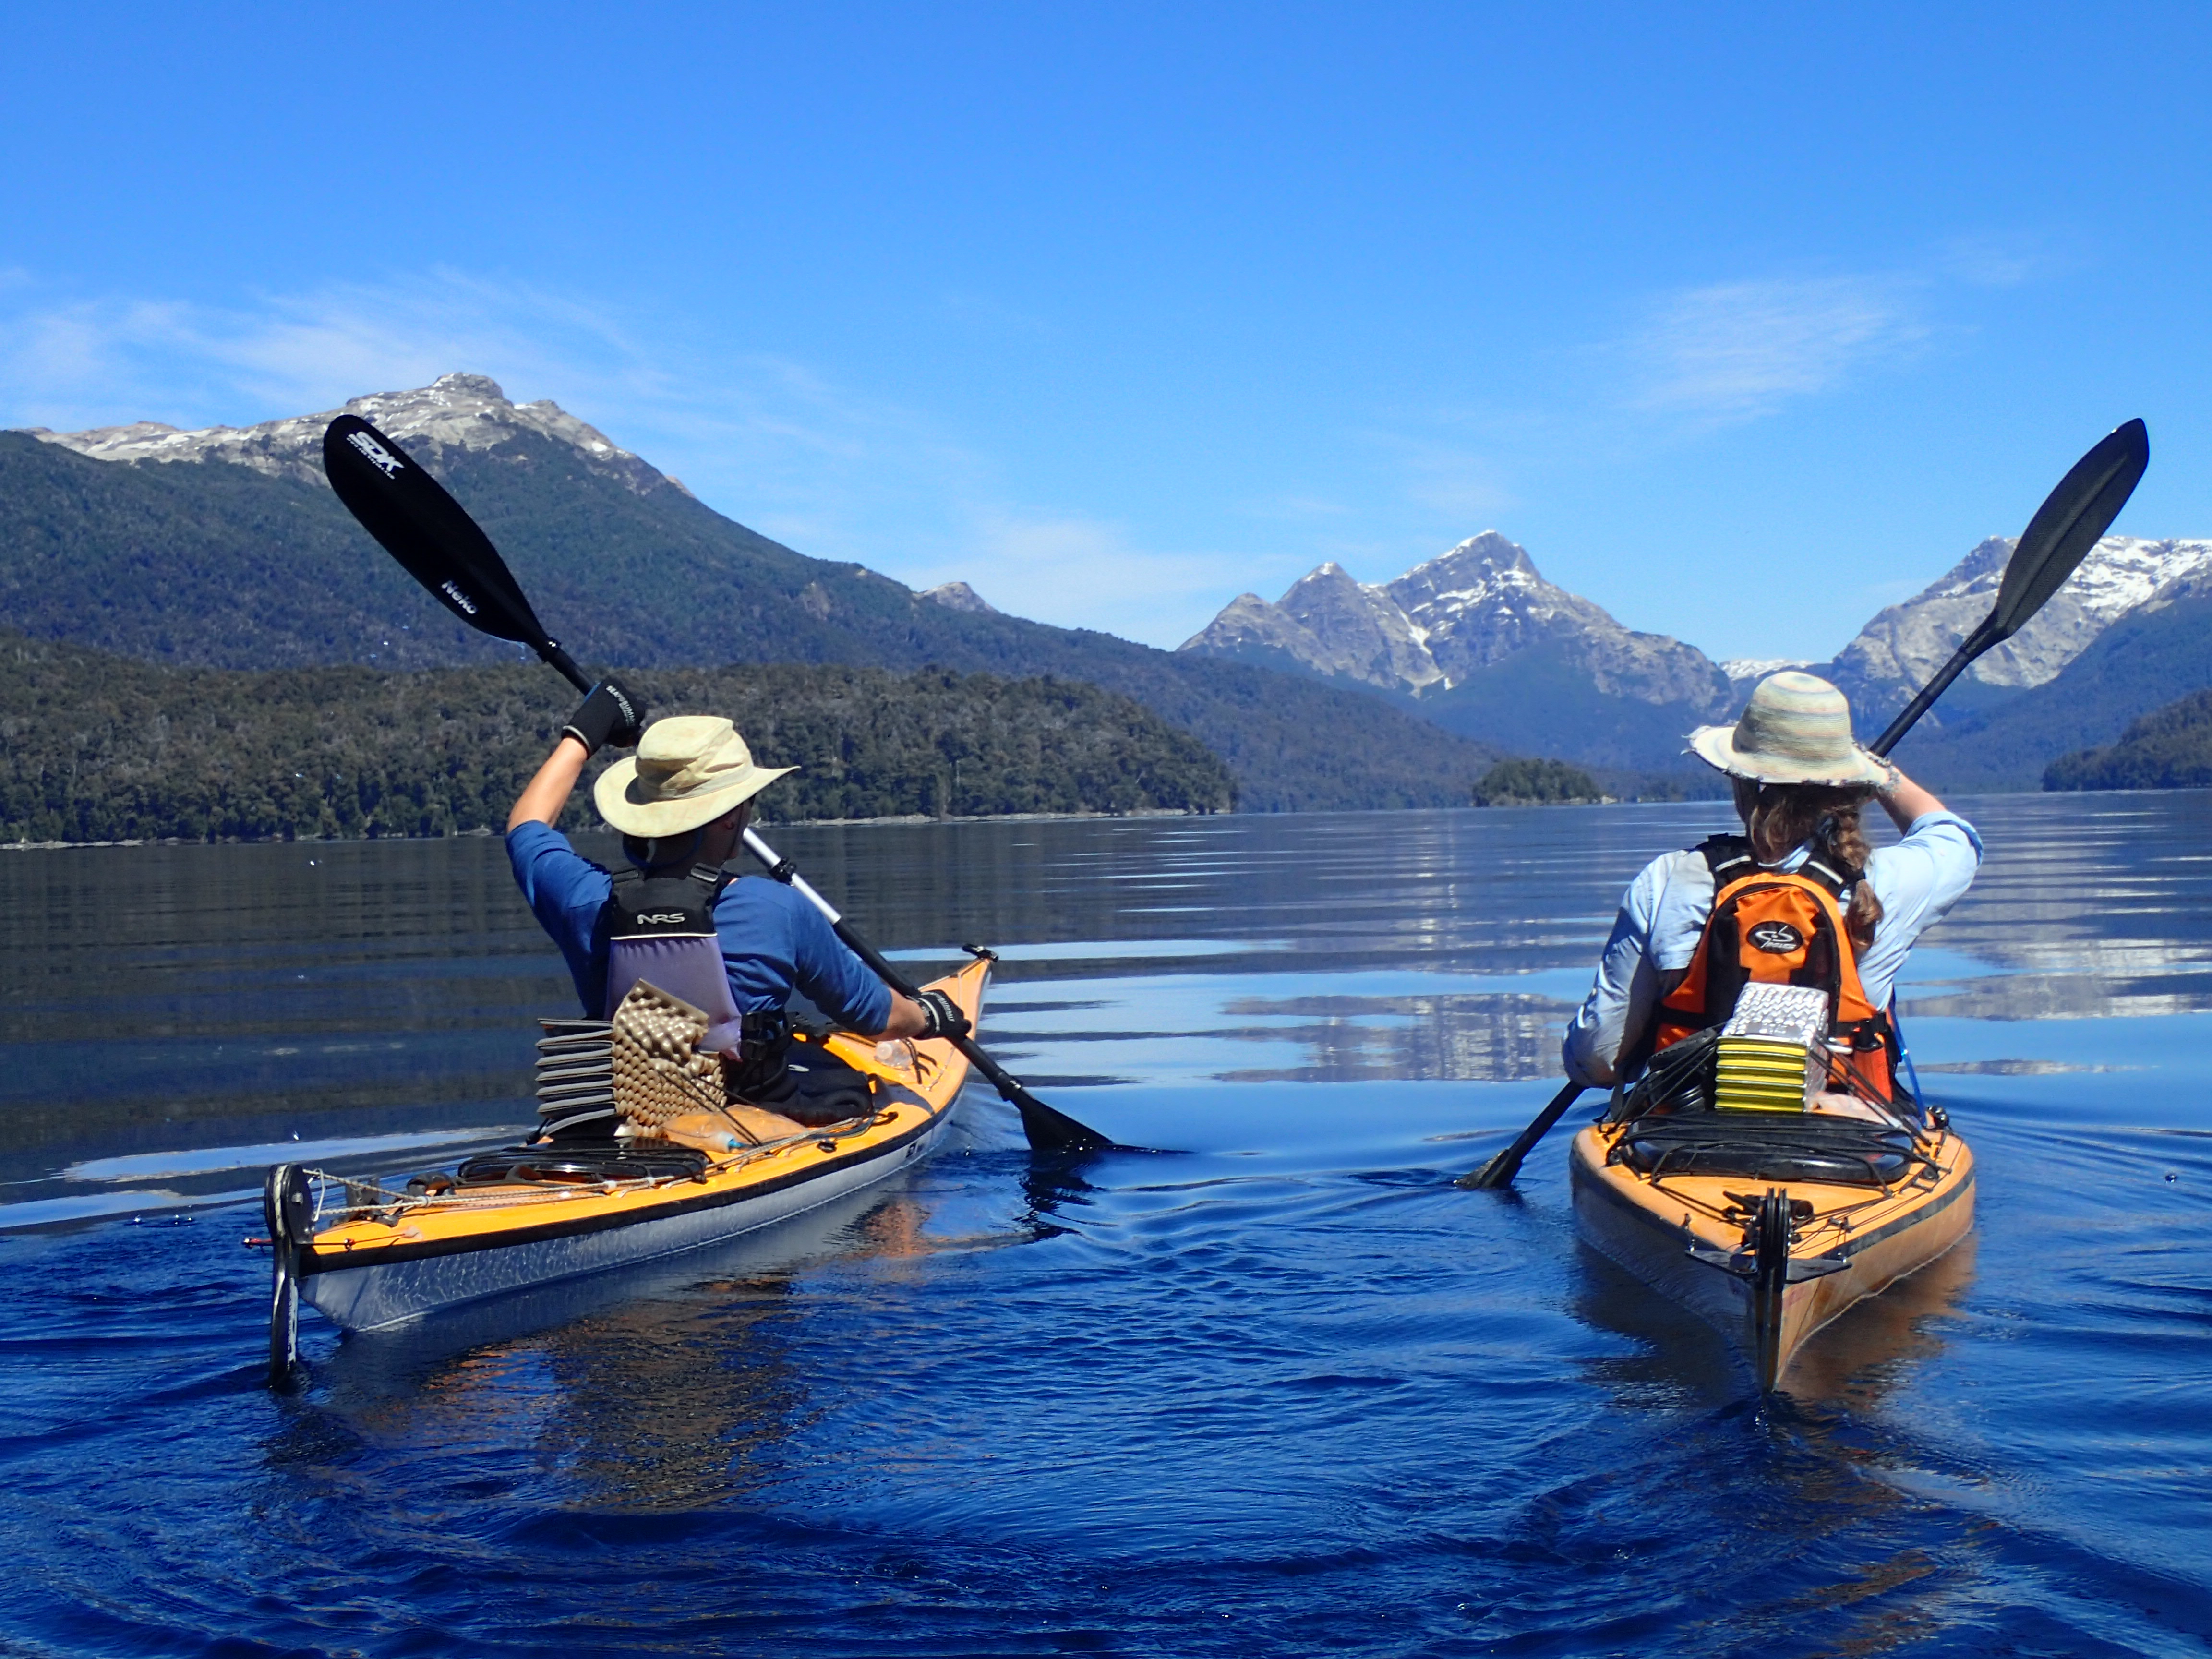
xmin=0 ymin=634 xmax=1236 ymax=843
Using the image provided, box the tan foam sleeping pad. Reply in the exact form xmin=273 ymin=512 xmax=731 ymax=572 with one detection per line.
xmin=656 ymin=1106 xmax=814 ymax=1150
xmin=609 ymin=980 xmax=822 ymax=1148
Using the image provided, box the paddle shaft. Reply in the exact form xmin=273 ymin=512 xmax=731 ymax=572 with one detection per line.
xmin=541 ymin=648 xmax=594 ymax=698
xmin=1868 ymin=619 xmax=1995 ymax=759
xmin=1465 ymin=614 xmax=1999 ymax=1190
xmin=1468 ymin=606 xmax=1991 ymax=1185
xmin=535 ymin=633 xmax=1113 ymax=1149
xmin=1873 ymin=420 xmax=2148 ymax=760
xmin=740 ymin=829 xmax=1114 ymax=1152
xmin=1466 ymin=610 xmax=1981 ymax=1190
xmin=1454 ymin=1082 xmax=1583 ymax=1190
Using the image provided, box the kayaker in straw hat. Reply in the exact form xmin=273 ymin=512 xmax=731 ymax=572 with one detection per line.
xmin=1562 ymin=670 xmax=1981 ymax=1102
xmin=504 ymin=680 xmax=969 ymax=1126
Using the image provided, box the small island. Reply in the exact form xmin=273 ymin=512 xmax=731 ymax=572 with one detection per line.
xmin=1471 ymin=757 xmax=1605 ymax=807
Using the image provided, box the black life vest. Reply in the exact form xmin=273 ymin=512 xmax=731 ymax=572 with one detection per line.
xmin=598 ymin=865 xmax=790 ymax=1090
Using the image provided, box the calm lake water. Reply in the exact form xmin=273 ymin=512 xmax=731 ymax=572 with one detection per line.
xmin=1 ymin=798 xmax=2206 ymax=1656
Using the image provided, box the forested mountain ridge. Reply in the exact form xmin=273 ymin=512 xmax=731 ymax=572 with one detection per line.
xmin=1819 ymin=532 xmax=2212 ymax=733
xmin=2044 ymin=687 xmax=2212 ymax=791
xmin=3 ymin=376 xmax=1504 ymax=811
xmin=1881 ymin=590 xmax=2212 ymax=793
xmin=23 ymin=373 xmax=2212 ymax=801
xmin=0 ymin=634 xmax=1236 ymax=843
xmin=1179 ymin=533 xmax=1732 ymax=773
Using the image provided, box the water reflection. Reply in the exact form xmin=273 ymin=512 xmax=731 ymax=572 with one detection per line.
xmin=1214 ymin=992 xmax=1572 ymax=1083
xmin=287 ymin=1183 xmax=943 ymax=1513
xmin=17 ymin=791 xmax=2212 ymax=1181
xmin=1572 ymin=1234 xmax=1979 ymax=1410
xmin=1781 ymin=1237 xmax=1978 ymax=1409
xmin=1474 ymin=1237 xmax=1987 ymax=1650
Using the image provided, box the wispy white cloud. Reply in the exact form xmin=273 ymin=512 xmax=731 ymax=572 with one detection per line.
xmin=0 ymin=241 xmax=2063 ymax=655
xmin=1935 ymin=233 xmax=2056 ymax=288
xmin=1238 ymin=494 xmax=1352 ymax=521
xmin=1278 ymin=425 xmax=1522 ymax=581
xmin=1395 ymin=441 xmax=1516 ymax=520
xmin=1625 ymin=274 xmax=1928 ymax=422
xmin=937 ymin=289 xmax=1056 ymax=338
xmin=0 ymin=271 xmax=659 ymax=434
xmin=932 ymin=513 xmax=1234 ymax=642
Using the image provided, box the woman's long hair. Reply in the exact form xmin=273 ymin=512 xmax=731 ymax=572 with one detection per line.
xmin=1730 ymin=778 xmax=1884 ymax=949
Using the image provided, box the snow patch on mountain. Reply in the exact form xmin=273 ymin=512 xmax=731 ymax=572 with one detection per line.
xmin=920 ymin=581 xmax=998 ymax=615
xmin=1722 ymin=657 xmax=1812 ymax=685
xmin=24 ymin=373 xmax=671 ymax=497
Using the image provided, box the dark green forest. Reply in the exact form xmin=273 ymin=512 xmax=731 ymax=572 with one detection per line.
xmin=0 ymin=430 xmax=1501 ymax=810
xmin=0 ymin=635 xmax=1235 ymax=843
xmin=2044 ymin=687 xmax=2212 ymax=791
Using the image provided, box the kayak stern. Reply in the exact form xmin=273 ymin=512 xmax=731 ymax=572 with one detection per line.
xmin=1569 ymin=1117 xmax=1975 ymax=1390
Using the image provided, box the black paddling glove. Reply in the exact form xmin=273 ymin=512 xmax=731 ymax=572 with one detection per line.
xmin=913 ymin=987 xmax=971 ymax=1040
xmin=562 ymin=677 xmax=646 ymax=755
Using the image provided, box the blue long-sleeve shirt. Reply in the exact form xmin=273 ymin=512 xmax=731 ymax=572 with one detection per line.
xmin=505 ymin=821 xmax=893 ymax=1032
xmin=1561 ymin=810 xmax=1982 ymax=1088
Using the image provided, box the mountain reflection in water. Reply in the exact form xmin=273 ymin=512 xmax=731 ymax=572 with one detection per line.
xmin=1 ymin=795 xmax=2207 ymax=1654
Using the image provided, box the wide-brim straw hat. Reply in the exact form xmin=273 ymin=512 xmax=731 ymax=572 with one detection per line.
xmin=1686 ymin=670 xmax=1889 ymax=787
xmin=593 ymin=715 xmax=795 ymax=838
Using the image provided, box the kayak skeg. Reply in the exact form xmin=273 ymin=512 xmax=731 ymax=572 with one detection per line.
xmin=1567 ymin=1103 xmax=1974 ymax=1391
xmin=264 ymin=955 xmax=988 ymax=1349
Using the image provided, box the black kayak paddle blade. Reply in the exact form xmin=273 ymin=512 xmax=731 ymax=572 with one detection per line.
xmin=1870 ymin=417 xmax=2151 ymax=759
xmin=1988 ymin=418 xmax=2149 ymax=644
xmin=323 ymin=414 xmax=554 ymax=652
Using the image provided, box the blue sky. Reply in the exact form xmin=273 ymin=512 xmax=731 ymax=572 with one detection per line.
xmin=3 ymin=4 xmax=2208 ymax=662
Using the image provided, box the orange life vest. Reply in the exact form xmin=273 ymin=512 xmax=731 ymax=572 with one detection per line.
xmin=1652 ymin=835 xmax=1895 ymax=1103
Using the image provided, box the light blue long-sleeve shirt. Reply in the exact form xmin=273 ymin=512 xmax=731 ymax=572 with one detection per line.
xmin=1561 ymin=810 xmax=1983 ymax=1088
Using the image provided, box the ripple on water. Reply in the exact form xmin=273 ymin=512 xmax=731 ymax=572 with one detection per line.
xmin=0 ymin=800 xmax=2208 ymax=1654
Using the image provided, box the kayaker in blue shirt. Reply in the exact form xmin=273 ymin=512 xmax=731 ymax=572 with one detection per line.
xmin=505 ymin=680 xmax=968 ymax=1124
xmin=1564 ymin=671 xmax=1981 ymax=1092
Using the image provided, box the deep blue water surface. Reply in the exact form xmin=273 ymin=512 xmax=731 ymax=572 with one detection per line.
xmin=1 ymin=799 xmax=2207 ymax=1655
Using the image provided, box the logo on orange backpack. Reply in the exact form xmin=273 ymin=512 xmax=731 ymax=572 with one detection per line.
xmin=1747 ymin=920 xmax=1804 ymax=954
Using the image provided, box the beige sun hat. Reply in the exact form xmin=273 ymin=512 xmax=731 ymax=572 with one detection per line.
xmin=1686 ymin=670 xmax=1889 ymax=787
xmin=593 ymin=716 xmax=795 ymax=838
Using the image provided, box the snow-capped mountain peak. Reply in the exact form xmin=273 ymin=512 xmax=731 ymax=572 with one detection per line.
xmin=26 ymin=373 xmax=675 ymax=497
xmin=1179 ymin=531 xmax=1729 ymax=711
xmin=1721 ymin=657 xmax=1813 ymax=685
